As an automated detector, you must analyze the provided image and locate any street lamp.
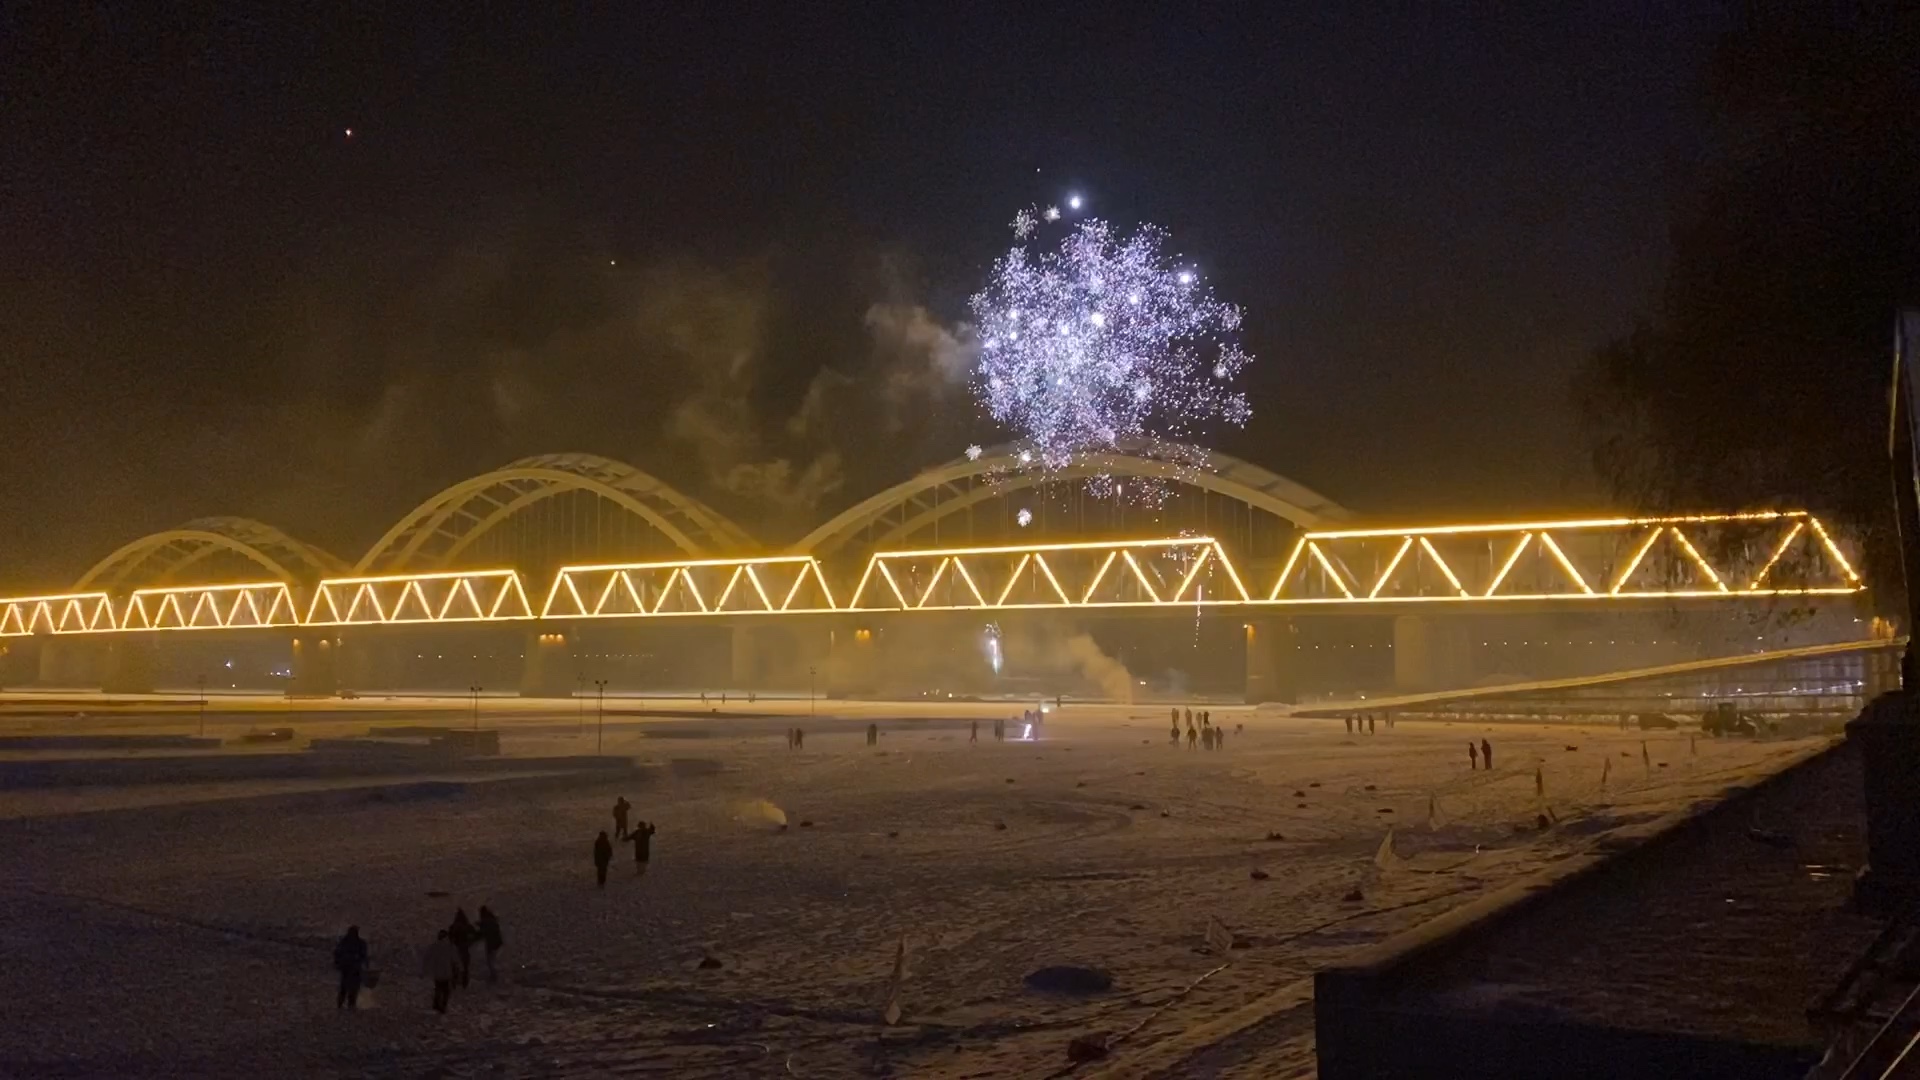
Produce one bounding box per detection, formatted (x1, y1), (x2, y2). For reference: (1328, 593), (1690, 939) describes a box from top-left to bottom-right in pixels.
(469, 684), (482, 731)
(594, 678), (609, 754)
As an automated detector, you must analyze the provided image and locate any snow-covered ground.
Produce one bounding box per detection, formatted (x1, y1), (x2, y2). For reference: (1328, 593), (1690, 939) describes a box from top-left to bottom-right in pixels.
(0, 706), (1822, 1078)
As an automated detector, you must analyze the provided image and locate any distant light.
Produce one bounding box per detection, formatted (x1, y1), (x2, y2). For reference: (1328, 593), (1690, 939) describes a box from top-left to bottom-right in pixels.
(344, 128), (354, 138)
(1067, 194), (1082, 210)
(1178, 272), (1194, 285)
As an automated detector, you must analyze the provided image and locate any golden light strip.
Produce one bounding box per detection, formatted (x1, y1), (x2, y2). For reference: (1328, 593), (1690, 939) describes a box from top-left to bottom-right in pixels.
(592, 571), (625, 615)
(1609, 528), (1662, 595)
(1211, 543), (1252, 601)
(878, 535), (1221, 559)
(1666, 527), (1728, 593)
(1080, 551), (1120, 604)
(949, 559), (989, 607)
(712, 566), (746, 611)
(1121, 550), (1162, 602)
(1806, 515), (1862, 583)
(1746, 522), (1804, 591)
(875, 561), (911, 609)
(1306, 542), (1355, 599)
(994, 553), (1034, 606)
(1171, 547), (1213, 603)
(1306, 510), (1800, 540)
(917, 558), (953, 609)
(1418, 537), (1470, 597)
(1030, 553), (1073, 604)
(1368, 537), (1414, 599)
(744, 565), (777, 610)
(847, 559), (881, 609)
(1267, 538), (1307, 601)
(1535, 532), (1593, 594)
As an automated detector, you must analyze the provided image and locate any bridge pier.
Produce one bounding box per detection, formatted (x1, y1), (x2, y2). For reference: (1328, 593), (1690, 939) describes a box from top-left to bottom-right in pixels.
(102, 635), (157, 695)
(1393, 615), (1472, 692)
(31, 638), (95, 689)
(1243, 618), (1300, 704)
(520, 630), (576, 698)
(288, 635), (338, 696)
(826, 621), (882, 698)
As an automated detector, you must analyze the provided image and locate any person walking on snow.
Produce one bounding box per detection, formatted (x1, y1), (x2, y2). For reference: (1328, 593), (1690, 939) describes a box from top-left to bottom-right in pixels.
(424, 930), (458, 1013)
(1368, 715), (1376, 735)
(1170, 718), (1180, 744)
(1345, 715), (1353, 734)
(477, 905), (504, 982)
(448, 908), (476, 988)
(1481, 738), (1494, 770)
(1468, 741), (1478, 770)
(333, 925), (368, 1010)
(613, 795), (632, 840)
(631, 820), (657, 875)
(1187, 725), (1198, 750)
(867, 722), (878, 747)
(593, 830), (614, 888)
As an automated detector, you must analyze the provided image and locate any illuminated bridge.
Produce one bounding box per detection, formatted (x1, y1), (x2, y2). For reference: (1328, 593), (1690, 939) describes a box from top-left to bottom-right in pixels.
(0, 445), (1871, 702)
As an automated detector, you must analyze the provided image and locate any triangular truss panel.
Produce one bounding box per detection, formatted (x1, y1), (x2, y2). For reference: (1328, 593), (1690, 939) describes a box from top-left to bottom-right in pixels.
(121, 583), (299, 630)
(0, 593), (117, 637)
(542, 557), (839, 619)
(1279, 512), (1862, 605)
(851, 538), (1247, 611)
(306, 570), (532, 626)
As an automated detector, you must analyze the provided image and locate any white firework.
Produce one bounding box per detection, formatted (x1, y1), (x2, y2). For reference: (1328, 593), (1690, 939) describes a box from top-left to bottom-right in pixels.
(1016, 508), (1033, 527)
(971, 211), (1252, 489)
(964, 444), (984, 461)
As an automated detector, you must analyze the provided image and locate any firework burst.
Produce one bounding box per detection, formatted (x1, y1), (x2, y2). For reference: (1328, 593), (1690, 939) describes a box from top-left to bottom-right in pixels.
(970, 205), (1253, 492)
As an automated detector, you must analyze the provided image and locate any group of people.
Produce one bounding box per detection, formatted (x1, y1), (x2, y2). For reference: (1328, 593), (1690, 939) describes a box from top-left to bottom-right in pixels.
(1170, 707), (1227, 750)
(1344, 713), (1395, 734)
(595, 795), (658, 886)
(785, 726), (807, 749)
(1467, 738), (1495, 770)
(331, 904), (504, 1015)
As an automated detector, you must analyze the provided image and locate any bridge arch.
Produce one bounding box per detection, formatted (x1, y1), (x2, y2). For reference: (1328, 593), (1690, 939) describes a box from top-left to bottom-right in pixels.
(74, 517), (347, 590)
(796, 441), (1349, 557)
(356, 453), (756, 573)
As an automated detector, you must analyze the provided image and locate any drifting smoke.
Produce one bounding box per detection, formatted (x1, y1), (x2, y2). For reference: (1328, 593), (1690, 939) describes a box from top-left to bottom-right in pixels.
(864, 303), (976, 429)
(831, 618), (1135, 701)
(733, 799), (789, 828)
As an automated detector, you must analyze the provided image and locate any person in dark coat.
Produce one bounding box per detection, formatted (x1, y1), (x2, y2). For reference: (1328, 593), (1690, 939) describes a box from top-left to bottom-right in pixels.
(866, 722), (878, 747)
(970, 719), (979, 744)
(593, 831), (614, 887)
(612, 796), (632, 840)
(477, 905), (504, 982)
(1170, 718), (1180, 744)
(1468, 741), (1479, 770)
(448, 908), (476, 988)
(424, 930), (458, 1013)
(1480, 738), (1493, 770)
(333, 925), (368, 1010)
(631, 820), (657, 875)
(1344, 715), (1353, 734)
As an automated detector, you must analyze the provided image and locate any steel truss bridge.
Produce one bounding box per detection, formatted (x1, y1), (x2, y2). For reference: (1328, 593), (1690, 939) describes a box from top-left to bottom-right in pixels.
(1, 510), (1863, 638)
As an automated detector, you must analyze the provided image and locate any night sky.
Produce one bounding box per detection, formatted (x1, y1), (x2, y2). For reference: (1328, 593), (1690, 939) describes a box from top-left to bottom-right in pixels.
(1, 6), (1725, 588)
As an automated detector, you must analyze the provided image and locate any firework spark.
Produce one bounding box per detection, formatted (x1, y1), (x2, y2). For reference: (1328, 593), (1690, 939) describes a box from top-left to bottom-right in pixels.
(970, 208), (1252, 488)
(1016, 508), (1033, 527)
